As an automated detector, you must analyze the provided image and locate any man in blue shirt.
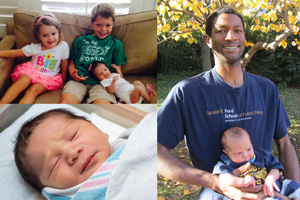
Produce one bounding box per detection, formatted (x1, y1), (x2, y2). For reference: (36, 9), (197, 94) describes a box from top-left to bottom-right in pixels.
(157, 7), (299, 199)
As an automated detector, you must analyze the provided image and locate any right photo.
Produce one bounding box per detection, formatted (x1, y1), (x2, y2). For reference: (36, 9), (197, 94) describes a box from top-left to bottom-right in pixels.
(157, 1), (300, 199)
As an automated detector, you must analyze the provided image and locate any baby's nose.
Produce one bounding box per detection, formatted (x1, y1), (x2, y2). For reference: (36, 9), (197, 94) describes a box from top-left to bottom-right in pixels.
(67, 146), (83, 165)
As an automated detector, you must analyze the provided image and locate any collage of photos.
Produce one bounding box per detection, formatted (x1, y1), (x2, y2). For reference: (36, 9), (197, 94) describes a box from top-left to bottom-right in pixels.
(0, 0), (300, 199)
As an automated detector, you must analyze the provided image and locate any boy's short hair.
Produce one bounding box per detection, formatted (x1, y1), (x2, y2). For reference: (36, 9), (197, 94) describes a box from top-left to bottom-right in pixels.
(91, 3), (115, 23)
(221, 127), (248, 151)
(206, 7), (245, 37)
(14, 109), (87, 192)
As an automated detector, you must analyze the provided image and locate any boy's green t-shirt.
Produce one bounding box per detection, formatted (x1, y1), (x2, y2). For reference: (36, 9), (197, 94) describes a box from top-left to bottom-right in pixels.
(70, 35), (127, 85)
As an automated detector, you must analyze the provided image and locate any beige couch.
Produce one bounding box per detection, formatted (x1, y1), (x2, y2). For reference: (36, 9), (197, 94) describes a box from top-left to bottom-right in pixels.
(0, 9), (157, 103)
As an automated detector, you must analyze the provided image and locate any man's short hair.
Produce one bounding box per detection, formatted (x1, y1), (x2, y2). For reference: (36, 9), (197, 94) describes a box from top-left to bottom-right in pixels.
(206, 7), (245, 37)
(14, 109), (87, 191)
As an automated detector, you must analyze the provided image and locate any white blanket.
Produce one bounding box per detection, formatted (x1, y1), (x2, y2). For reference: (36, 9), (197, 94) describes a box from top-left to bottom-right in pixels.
(106, 111), (157, 200)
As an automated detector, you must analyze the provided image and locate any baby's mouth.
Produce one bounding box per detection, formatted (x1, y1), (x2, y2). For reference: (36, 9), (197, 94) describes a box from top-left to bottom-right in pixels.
(81, 154), (95, 173)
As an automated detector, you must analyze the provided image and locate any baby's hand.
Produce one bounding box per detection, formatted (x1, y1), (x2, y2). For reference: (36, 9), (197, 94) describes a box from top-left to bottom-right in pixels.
(263, 174), (280, 197)
(111, 64), (118, 70)
(113, 76), (119, 81)
(243, 175), (256, 188)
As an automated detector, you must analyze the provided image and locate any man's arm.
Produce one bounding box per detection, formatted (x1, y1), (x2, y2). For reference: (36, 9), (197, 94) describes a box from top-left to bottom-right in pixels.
(276, 135), (300, 182)
(157, 143), (263, 200)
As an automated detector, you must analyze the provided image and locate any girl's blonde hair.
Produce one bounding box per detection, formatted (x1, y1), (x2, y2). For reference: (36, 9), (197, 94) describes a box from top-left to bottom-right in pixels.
(91, 3), (115, 23)
(33, 13), (63, 43)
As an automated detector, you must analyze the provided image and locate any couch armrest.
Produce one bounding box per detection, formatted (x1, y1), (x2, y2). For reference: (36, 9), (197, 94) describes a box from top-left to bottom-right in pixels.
(0, 34), (16, 97)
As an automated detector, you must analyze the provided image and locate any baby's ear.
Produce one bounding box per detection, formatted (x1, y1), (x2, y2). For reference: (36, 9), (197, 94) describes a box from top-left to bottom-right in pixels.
(223, 149), (227, 154)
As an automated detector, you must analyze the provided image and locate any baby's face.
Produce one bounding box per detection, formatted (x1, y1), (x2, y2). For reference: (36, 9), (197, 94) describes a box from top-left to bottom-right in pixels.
(224, 132), (254, 163)
(93, 64), (111, 81)
(26, 116), (112, 189)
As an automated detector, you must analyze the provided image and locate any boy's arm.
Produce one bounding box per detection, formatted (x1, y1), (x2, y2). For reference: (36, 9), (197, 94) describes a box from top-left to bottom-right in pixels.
(111, 64), (123, 78)
(61, 59), (68, 85)
(68, 60), (88, 81)
(219, 173), (256, 189)
(263, 169), (280, 197)
(0, 49), (25, 57)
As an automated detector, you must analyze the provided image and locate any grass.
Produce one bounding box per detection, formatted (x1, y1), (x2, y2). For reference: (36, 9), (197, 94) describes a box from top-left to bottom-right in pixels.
(157, 72), (300, 200)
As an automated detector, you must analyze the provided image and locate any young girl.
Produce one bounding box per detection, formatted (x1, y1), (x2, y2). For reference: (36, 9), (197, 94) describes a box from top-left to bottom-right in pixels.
(0, 13), (69, 104)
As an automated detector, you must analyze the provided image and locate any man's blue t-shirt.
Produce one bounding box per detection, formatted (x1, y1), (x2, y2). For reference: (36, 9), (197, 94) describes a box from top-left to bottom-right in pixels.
(157, 68), (290, 172)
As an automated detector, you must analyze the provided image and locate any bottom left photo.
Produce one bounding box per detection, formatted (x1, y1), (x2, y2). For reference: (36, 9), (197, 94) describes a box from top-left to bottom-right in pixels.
(0, 104), (157, 200)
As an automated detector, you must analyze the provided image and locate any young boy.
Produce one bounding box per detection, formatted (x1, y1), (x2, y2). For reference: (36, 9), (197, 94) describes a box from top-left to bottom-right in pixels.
(213, 127), (300, 199)
(14, 109), (156, 199)
(61, 3), (127, 104)
(90, 61), (156, 104)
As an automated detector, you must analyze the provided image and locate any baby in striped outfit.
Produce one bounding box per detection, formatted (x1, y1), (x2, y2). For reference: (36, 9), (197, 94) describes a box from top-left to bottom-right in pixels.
(14, 109), (128, 199)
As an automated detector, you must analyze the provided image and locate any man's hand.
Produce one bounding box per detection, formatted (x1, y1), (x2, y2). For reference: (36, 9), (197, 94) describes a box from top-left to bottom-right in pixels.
(232, 162), (251, 176)
(243, 175), (256, 188)
(217, 182), (264, 200)
(70, 69), (88, 81)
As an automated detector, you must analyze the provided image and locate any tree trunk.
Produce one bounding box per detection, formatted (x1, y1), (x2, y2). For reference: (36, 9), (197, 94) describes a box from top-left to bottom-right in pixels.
(201, 36), (211, 71)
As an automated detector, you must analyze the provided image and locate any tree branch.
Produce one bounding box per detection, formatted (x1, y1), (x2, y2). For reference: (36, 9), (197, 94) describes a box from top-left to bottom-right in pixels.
(241, 0), (292, 69)
(157, 29), (200, 45)
(161, 0), (206, 24)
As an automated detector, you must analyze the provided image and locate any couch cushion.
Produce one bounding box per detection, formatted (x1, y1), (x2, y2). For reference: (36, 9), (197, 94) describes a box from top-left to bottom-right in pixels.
(13, 9), (157, 75)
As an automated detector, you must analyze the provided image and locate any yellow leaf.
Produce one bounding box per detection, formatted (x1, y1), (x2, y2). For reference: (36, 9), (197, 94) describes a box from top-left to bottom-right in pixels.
(211, 3), (216, 10)
(255, 19), (259, 25)
(194, 39), (198, 44)
(164, 177), (169, 181)
(187, 37), (194, 44)
(184, 190), (191, 195)
(279, 40), (287, 49)
(161, 24), (171, 32)
(260, 26), (266, 32)
(292, 41), (297, 46)
(157, 196), (165, 200)
(252, 2), (259, 9)
(201, 7), (208, 14)
(191, 3), (202, 17)
(179, 155), (186, 158)
(175, 35), (181, 41)
(173, 15), (180, 20)
(288, 11), (293, 16)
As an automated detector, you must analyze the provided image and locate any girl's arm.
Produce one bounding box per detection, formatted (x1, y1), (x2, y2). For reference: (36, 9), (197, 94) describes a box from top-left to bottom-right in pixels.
(0, 49), (25, 57)
(105, 76), (118, 94)
(111, 64), (123, 78)
(61, 59), (68, 84)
